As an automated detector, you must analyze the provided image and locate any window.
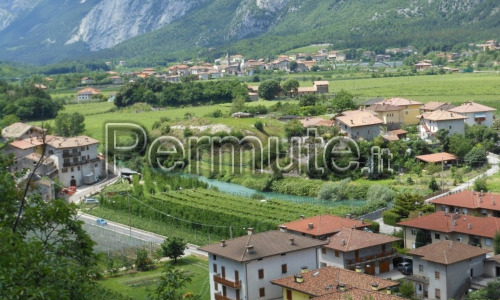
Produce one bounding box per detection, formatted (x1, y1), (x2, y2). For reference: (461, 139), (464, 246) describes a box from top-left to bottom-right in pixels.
(259, 288), (265, 297)
(441, 205), (446, 211)
(215, 282), (218, 291)
(281, 253), (286, 256)
(213, 255), (216, 260)
(86, 146), (89, 150)
(481, 209), (487, 216)
(435, 233), (440, 240)
(335, 250), (340, 257)
(70, 167), (74, 172)
(221, 266), (225, 278)
(449, 125), (452, 130)
(435, 271), (440, 279)
(486, 238), (492, 246)
(95, 163), (98, 167)
(281, 264), (287, 274)
(406, 111), (408, 115)
(235, 270), (239, 282)
(435, 289), (441, 299)
(258, 269), (264, 279)
(81, 146), (85, 151)
(457, 235), (462, 242)
(236, 289), (240, 300)
(213, 264), (217, 273)
(411, 229), (417, 235)
(48, 150), (54, 155)
(73, 157), (78, 163)
(77, 166), (80, 171)
(286, 289), (292, 300)
(419, 265), (424, 272)
(322, 248), (326, 254)
(62, 168), (68, 173)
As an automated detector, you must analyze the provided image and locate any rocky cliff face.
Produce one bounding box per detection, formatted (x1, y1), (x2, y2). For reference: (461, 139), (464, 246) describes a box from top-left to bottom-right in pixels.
(66, 0), (207, 51)
(0, 0), (43, 31)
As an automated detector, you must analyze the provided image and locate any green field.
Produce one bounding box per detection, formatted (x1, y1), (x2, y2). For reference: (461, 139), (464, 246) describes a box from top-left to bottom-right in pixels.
(100, 256), (209, 300)
(331, 72), (500, 106)
(285, 44), (331, 54)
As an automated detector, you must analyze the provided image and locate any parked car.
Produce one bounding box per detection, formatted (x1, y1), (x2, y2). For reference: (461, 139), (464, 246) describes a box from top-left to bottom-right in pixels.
(397, 262), (412, 272)
(96, 218), (107, 226)
(401, 265), (413, 275)
(83, 197), (99, 204)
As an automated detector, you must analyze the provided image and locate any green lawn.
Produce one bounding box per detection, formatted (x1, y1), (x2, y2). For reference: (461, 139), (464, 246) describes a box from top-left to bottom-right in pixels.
(331, 72), (500, 106)
(487, 172), (500, 193)
(100, 256), (210, 300)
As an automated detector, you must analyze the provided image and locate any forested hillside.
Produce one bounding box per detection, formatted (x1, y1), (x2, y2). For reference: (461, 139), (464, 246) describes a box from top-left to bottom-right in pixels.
(0, 0), (498, 65)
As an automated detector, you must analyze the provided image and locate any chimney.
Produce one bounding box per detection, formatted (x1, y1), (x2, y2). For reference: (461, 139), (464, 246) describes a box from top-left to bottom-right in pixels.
(361, 218), (365, 224)
(418, 212), (422, 217)
(353, 224), (357, 229)
(308, 223), (314, 229)
(468, 223), (471, 229)
(481, 190), (484, 196)
(220, 240), (226, 247)
(289, 238), (295, 245)
(386, 287), (392, 295)
(479, 197), (482, 203)
(301, 266), (308, 273)
(246, 245), (255, 254)
(345, 214), (351, 219)
(493, 200), (496, 206)
(372, 283), (379, 291)
(472, 190), (475, 195)
(279, 225), (288, 232)
(294, 274), (304, 283)
(327, 237), (331, 243)
(341, 239), (346, 246)
(453, 220), (457, 226)
(338, 283), (346, 292)
(247, 228), (254, 235)
(355, 265), (362, 273)
(300, 215), (305, 219)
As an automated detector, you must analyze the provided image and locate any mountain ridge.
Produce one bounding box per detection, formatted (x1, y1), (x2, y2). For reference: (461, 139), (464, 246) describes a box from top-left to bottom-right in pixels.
(0, 0), (498, 65)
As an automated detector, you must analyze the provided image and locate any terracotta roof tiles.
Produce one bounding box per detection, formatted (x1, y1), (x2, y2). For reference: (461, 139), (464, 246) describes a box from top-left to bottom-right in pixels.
(430, 190), (500, 212)
(324, 228), (401, 252)
(408, 241), (490, 265)
(279, 215), (370, 237)
(449, 101), (496, 113)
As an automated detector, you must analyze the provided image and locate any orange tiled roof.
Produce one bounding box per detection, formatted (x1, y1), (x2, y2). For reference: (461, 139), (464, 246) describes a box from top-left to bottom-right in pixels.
(415, 152), (457, 163)
(324, 228), (401, 252)
(397, 211), (500, 238)
(408, 241), (490, 265)
(377, 98), (422, 106)
(449, 101), (496, 113)
(279, 215), (370, 237)
(335, 110), (384, 128)
(77, 87), (101, 95)
(271, 266), (399, 297)
(430, 190), (500, 212)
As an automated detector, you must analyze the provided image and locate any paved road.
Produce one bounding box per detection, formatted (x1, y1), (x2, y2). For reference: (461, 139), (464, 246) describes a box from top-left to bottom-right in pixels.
(69, 173), (119, 204)
(78, 212), (208, 257)
(426, 152), (500, 202)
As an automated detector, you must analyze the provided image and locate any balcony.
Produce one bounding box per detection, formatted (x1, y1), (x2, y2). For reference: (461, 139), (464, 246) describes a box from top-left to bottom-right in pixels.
(63, 158), (90, 168)
(62, 151), (81, 158)
(213, 274), (241, 289)
(214, 293), (234, 300)
(345, 250), (398, 267)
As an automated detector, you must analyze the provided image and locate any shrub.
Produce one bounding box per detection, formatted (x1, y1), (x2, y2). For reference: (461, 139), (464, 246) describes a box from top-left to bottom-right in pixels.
(473, 176), (488, 192)
(383, 209), (401, 226)
(365, 220), (380, 233)
(366, 185), (394, 203)
(254, 120), (264, 132)
(317, 178), (351, 201)
(135, 248), (153, 271)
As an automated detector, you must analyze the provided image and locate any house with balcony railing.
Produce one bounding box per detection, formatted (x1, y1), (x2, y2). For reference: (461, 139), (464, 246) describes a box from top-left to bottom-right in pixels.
(199, 229), (326, 300)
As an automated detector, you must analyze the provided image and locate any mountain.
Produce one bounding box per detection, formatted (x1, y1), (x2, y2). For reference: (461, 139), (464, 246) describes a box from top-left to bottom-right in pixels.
(0, 0), (499, 65)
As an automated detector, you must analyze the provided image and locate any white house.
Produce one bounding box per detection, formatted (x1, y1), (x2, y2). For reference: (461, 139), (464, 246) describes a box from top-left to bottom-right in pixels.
(407, 241), (489, 300)
(77, 87), (101, 101)
(6, 134), (105, 187)
(448, 101), (497, 127)
(1, 122), (46, 141)
(199, 230), (326, 300)
(334, 110), (383, 141)
(418, 110), (467, 140)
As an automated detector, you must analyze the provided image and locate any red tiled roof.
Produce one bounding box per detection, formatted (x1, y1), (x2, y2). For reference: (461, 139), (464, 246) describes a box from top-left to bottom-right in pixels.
(271, 266), (399, 297)
(408, 241), (490, 265)
(449, 101), (496, 113)
(335, 110), (384, 128)
(279, 215), (370, 237)
(77, 87), (101, 95)
(324, 228), (401, 252)
(376, 98), (422, 106)
(397, 211), (500, 238)
(8, 139), (37, 150)
(430, 190), (500, 212)
(415, 152), (457, 163)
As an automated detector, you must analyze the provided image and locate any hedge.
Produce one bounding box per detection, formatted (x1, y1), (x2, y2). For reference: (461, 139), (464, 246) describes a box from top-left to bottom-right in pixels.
(382, 209), (402, 226)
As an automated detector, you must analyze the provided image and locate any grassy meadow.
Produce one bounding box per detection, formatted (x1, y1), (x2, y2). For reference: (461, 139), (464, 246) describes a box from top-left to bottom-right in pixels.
(99, 256), (209, 300)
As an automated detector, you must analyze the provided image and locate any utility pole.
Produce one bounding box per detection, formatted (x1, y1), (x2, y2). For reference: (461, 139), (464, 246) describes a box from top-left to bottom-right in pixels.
(441, 157), (444, 191)
(128, 192), (131, 240)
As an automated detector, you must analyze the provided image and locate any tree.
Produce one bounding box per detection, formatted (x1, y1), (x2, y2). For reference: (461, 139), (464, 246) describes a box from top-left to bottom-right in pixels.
(161, 237), (186, 264)
(230, 95), (246, 113)
(149, 265), (196, 300)
(284, 119), (305, 139)
(415, 229), (428, 248)
(282, 78), (299, 96)
(465, 145), (487, 168)
(289, 60), (298, 72)
(135, 248), (153, 271)
(298, 94), (319, 107)
(466, 280), (500, 300)
(0, 152), (100, 299)
(393, 190), (425, 218)
(366, 185), (394, 204)
(447, 133), (474, 158)
(332, 89), (356, 112)
(428, 176), (440, 192)
(254, 120), (264, 132)
(258, 80), (282, 100)
(398, 279), (415, 298)
(494, 231), (500, 255)
(318, 178), (351, 201)
(473, 176), (488, 192)
(54, 112), (86, 137)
